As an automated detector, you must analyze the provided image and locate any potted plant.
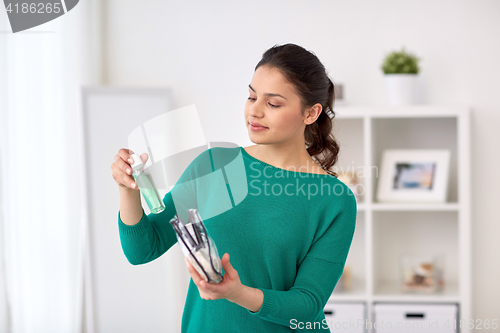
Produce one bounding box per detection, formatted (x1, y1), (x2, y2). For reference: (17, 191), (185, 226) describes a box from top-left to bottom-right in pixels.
(381, 47), (421, 105)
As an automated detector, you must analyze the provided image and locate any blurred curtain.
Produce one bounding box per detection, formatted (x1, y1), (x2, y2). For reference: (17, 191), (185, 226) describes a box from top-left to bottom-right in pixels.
(0, 1), (101, 332)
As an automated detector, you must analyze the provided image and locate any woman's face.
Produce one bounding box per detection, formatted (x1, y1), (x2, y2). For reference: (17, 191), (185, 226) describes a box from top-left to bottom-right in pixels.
(244, 65), (309, 145)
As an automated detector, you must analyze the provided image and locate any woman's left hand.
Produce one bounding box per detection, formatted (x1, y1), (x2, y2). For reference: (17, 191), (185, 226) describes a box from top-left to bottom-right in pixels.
(185, 253), (243, 302)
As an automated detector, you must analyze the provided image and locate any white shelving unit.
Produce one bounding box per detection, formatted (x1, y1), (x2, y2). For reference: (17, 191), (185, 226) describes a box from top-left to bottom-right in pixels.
(327, 105), (471, 333)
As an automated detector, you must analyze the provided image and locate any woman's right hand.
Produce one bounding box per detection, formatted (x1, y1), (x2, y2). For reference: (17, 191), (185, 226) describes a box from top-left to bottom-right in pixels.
(111, 148), (149, 190)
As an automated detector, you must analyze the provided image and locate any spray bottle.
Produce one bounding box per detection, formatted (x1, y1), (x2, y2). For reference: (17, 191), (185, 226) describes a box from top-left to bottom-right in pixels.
(130, 153), (165, 214)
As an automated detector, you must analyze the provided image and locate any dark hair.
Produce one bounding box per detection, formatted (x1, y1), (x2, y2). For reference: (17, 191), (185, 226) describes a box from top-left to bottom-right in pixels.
(255, 43), (340, 177)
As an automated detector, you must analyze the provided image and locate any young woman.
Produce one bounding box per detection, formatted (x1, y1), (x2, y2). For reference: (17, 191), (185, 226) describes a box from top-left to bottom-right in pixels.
(111, 43), (357, 332)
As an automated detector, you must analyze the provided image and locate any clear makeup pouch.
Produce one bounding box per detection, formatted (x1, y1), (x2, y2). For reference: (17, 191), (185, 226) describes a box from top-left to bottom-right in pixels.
(169, 208), (223, 283)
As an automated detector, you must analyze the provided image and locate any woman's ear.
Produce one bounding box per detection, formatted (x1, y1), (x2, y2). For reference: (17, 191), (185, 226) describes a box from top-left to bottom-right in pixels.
(304, 103), (323, 125)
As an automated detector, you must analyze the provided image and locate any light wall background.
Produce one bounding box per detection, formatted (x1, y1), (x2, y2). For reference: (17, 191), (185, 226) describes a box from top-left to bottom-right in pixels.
(102, 0), (500, 325)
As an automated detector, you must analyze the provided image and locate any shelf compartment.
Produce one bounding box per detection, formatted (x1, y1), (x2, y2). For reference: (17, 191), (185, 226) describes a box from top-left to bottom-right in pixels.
(332, 211), (366, 298)
(331, 118), (365, 204)
(373, 280), (459, 303)
(372, 211), (459, 298)
(371, 117), (458, 204)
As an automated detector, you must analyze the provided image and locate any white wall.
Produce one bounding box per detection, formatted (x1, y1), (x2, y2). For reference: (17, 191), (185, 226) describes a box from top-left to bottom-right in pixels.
(103, 0), (500, 328)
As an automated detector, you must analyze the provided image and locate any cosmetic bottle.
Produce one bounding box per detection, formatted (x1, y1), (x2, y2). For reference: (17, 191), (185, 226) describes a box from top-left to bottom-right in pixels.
(130, 153), (165, 214)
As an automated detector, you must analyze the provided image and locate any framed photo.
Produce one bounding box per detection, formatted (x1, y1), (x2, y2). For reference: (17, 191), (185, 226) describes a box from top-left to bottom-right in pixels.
(376, 149), (451, 203)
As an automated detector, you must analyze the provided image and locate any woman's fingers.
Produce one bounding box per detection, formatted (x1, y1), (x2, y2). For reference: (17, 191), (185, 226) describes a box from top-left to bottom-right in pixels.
(139, 152), (149, 165)
(186, 257), (217, 300)
(111, 148), (138, 189)
(114, 154), (132, 175)
(186, 257), (213, 288)
(118, 148), (134, 163)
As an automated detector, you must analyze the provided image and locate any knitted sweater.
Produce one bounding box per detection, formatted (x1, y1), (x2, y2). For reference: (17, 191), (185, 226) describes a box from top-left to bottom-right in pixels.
(118, 146), (357, 332)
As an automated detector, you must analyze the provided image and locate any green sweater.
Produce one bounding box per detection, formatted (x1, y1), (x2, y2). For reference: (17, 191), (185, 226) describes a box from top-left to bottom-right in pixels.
(118, 146), (357, 332)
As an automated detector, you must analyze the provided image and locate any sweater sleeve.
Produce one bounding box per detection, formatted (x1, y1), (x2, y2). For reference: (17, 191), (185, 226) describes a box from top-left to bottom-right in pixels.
(118, 190), (179, 265)
(247, 188), (357, 326)
(118, 148), (214, 265)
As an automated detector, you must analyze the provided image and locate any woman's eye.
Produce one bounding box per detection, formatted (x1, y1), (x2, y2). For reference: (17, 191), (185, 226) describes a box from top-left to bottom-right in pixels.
(247, 97), (279, 108)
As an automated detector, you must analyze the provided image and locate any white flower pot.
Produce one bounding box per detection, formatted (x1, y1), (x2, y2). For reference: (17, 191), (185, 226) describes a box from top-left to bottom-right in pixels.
(384, 74), (418, 106)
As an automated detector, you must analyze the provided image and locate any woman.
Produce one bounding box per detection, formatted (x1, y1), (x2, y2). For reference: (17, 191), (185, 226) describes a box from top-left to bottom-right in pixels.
(111, 43), (357, 332)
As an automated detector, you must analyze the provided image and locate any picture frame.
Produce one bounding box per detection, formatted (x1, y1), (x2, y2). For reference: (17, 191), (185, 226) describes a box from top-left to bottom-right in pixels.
(376, 149), (451, 203)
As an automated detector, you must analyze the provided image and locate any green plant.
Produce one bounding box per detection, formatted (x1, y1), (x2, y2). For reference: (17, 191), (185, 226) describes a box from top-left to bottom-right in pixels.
(381, 47), (420, 74)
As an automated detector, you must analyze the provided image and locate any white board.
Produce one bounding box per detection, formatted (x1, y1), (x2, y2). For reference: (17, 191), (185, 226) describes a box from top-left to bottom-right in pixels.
(82, 86), (192, 333)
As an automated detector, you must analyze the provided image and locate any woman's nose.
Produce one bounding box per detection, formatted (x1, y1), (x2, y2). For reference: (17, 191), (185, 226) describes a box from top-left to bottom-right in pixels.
(249, 99), (265, 117)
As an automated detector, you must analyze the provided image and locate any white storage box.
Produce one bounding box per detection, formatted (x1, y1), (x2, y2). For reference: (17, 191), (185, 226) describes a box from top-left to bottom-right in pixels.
(323, 302), (366, 333)
(373, 303), (458, 333)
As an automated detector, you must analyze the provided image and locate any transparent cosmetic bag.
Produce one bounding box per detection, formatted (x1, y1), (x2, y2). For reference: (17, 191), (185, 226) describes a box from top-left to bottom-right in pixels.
(169, 208), (223, 283)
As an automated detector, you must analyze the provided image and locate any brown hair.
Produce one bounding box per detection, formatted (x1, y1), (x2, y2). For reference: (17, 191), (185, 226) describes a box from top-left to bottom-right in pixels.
(255, 43), (340, 177)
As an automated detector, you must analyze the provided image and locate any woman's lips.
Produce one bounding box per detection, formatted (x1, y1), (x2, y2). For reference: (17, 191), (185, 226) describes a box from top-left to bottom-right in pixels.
(249, 123), (269, 132)
(249, 121), (268, 128)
